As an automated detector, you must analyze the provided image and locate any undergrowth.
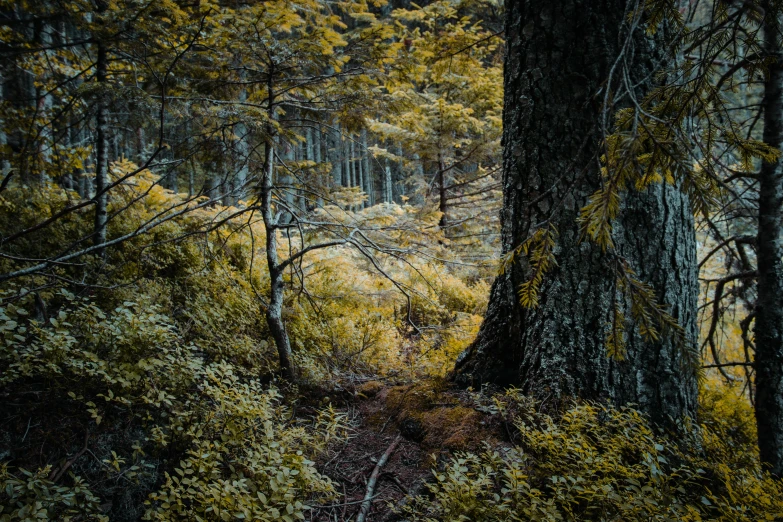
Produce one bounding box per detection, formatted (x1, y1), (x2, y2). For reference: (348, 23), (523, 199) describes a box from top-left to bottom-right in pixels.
(0, 167), (485, 520)
(0, 169), (780, 521)
(402, 387), (783, 521)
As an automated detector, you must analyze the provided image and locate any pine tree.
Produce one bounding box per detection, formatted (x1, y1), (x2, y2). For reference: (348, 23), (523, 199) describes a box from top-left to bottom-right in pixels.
(454, 0), (700, 426)
(755, 0), (783, 478)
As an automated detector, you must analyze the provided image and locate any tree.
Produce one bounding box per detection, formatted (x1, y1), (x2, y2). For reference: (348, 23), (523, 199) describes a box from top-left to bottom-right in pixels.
(454, 0), (701, 426)
(369, 0), (503, 242)
(755, 0), (783, 478)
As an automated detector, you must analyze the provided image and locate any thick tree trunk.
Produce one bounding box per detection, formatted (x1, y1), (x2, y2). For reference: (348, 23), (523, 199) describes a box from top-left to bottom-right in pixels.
(454, 0), (698, 427)
(754, 4), (783, 477)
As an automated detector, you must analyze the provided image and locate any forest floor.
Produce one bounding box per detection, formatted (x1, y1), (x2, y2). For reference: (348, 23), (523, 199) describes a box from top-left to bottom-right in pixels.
(305, 378), (508, 521)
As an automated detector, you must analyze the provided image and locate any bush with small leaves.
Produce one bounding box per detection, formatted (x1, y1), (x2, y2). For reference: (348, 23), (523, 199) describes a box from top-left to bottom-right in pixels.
(402, 389), (783, 521)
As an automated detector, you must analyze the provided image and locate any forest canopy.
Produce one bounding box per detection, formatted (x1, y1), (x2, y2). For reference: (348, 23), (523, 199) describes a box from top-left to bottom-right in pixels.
(1, 0), (783, 520)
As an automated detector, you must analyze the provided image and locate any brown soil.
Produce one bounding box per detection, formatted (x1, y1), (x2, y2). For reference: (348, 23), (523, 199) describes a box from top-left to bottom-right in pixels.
(308, 378), (505, 521)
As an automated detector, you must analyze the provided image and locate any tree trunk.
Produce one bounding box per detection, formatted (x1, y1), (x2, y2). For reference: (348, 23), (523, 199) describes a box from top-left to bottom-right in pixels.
(394, 144), (405, 202)
(384, 161), (393, 203)
(453, 0), (698, 427)
(343, 138), (350, 188)
(262, 135), (295, 381)
(234, 88), (249, 206)
(35, 19), (52, 184)
(0, 67), (11, 180)
(313, 127), (323, 207)
(754, 3), (783, 477)
(438, 153), (447, 229)
(93, 39), (109, 251)
(358, 139), (365, 208)
(362, 130), (372, 205)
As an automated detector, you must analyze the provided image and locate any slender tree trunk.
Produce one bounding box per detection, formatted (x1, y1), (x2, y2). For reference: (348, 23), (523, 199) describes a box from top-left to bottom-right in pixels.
(362, 130), (372, 205)
(257, 73), (295, 380)
(411, 153), (424, 205)
(395, 144), (405, 202)
(453, 0), (697, 427)
(347, 139), (355, 210)
(358, 140), (365, 209)
(438, 153), (447, 229)
(260, 79), (296, 382)
(262, 136), (295, 381)
(332, 130), (342, 188)
(0, 67), (11, 180)
(36, 20), (52, 184)
(313, 127), (323, 207)
(351, 137), (357, 188)
(233, 134), (247, 205)
(135, 127), (144, 164)
(314, 127), (322, 164)
(188, 159), (195, 198)
(384, 161), (393, 203)
(755, 3), (783, 477)
(282, 140), (296, 221)
(93, 39), (109, 251)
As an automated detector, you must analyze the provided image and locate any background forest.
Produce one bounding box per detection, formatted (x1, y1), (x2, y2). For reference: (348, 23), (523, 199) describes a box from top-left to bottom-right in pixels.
(0, 0), (782, 520)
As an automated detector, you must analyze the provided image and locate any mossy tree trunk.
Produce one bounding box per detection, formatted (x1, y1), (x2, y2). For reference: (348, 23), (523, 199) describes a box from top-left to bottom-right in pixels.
(454, 0), (698, 427)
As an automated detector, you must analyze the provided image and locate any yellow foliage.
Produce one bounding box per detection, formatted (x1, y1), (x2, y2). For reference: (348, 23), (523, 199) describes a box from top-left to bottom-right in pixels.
(403, 390), (783, 521)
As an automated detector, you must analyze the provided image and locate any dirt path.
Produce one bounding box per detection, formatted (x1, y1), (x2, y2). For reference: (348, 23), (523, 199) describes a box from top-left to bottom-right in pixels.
(307, 379), (505, 521)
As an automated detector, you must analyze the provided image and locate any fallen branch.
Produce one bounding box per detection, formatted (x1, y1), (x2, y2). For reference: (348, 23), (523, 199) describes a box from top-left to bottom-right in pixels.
(49, 431), (89, 483)
(356, 434), (402, 522)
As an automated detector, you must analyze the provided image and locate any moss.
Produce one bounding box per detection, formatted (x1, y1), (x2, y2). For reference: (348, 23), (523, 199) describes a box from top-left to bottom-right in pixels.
(377, 379), (500, 451)
(418, 405), (488, 450)
(356, 380), (385, 399)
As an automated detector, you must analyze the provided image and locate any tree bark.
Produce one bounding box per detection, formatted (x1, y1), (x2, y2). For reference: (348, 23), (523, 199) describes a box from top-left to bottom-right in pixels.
(331, 129), (342, 188)
(384, 161), (393, 203)
(262, 138), (295, 382)
(93, 38), (109, 251)
(259, 72), (296, 381)
(362, 130), (372, 205)
(0, 66), (11, 180)
(438, 153), (447, 229)
(233, 87), (249, 206)
(754, 3), (783, 477)
(454, 0), (698, 427)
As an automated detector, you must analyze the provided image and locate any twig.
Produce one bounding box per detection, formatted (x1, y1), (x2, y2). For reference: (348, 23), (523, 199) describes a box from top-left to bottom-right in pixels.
(341, 482), (348, 521)
(378, 415), (393, 435)
(21, 417), (31, 442)
(49, 431), (89, 483)
(381, 472), (409, 494)
(356, 435), (402, 522)
(702, 362), (754, 369)
(314, 493), (382, 509)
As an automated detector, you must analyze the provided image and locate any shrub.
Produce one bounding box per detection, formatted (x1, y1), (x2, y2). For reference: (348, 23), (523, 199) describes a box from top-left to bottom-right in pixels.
(402, 389), (783, 521)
